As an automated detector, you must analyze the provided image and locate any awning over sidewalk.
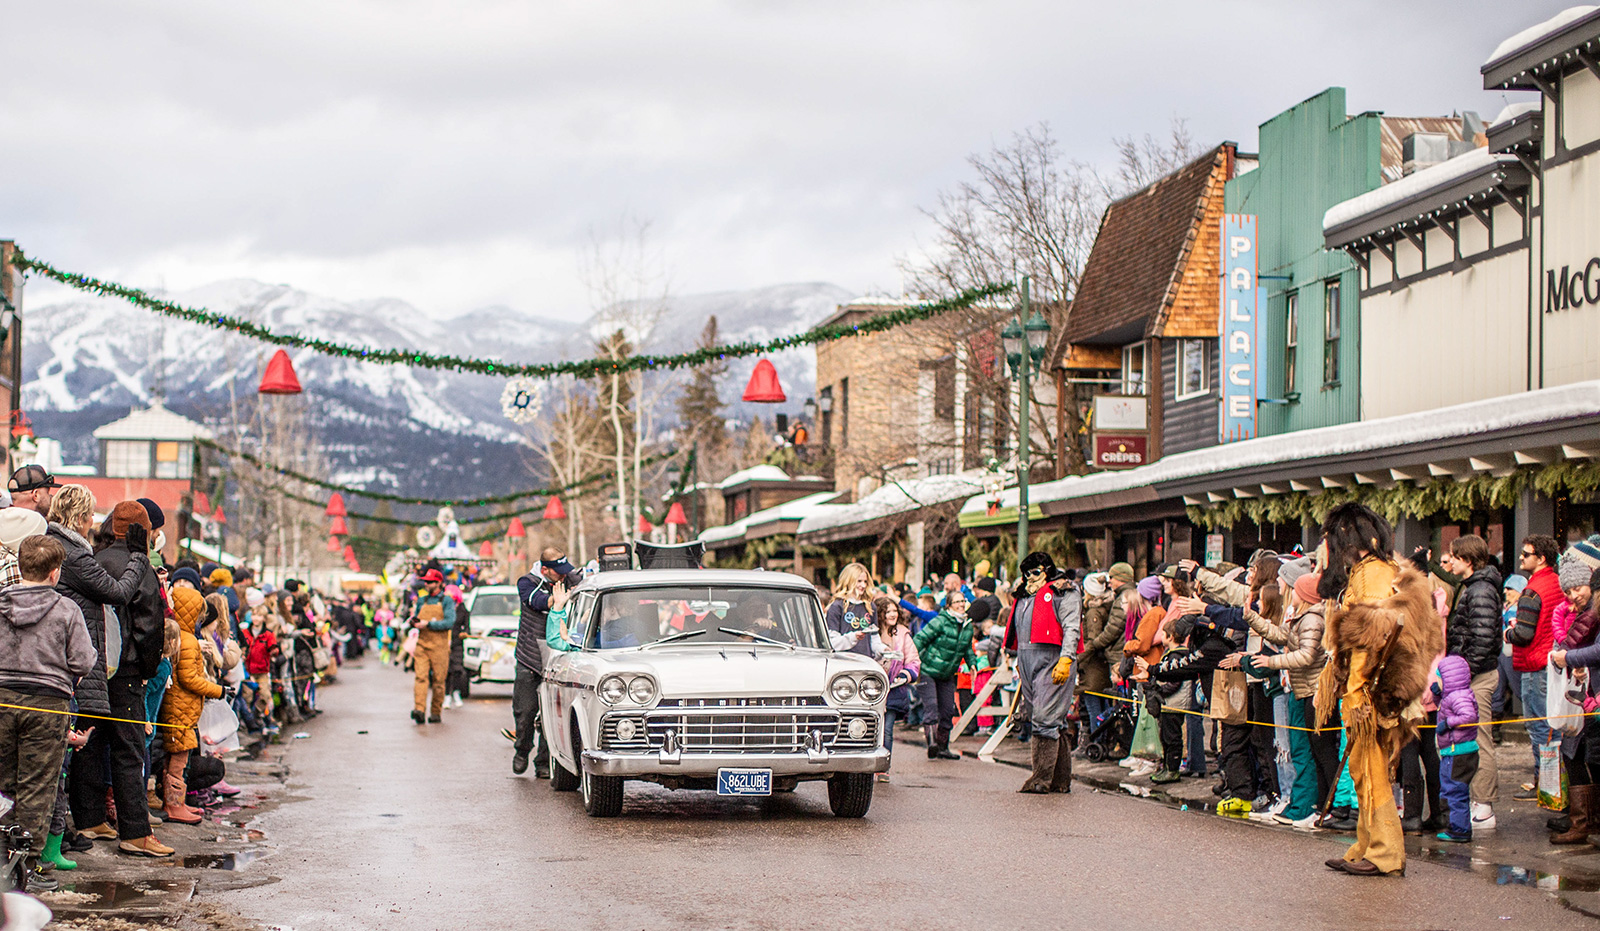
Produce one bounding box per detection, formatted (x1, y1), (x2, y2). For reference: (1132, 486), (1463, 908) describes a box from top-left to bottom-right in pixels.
(699, 491), (842, 549)
(960, 380), (1600, 522)
(798, 472), (988, 545)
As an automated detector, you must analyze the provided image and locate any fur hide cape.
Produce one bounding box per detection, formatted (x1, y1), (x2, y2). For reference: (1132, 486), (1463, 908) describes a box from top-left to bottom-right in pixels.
(1315, 567), (1444, 761)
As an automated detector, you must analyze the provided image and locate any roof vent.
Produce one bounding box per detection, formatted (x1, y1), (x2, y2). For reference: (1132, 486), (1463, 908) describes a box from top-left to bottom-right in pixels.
(1402, 132), (1450, 175)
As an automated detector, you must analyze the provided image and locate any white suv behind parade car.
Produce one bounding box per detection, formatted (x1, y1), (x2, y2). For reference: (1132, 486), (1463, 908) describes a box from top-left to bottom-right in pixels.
(462, 585), (521, 687)
(539, 544), (889, 818)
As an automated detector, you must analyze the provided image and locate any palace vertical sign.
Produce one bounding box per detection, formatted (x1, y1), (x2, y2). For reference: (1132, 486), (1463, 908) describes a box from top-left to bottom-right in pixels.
(1219, 214), (1261, 442)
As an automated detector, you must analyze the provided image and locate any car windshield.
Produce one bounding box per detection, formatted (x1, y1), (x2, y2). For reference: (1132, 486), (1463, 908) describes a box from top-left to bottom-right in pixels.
(469, 592), (519, 617)
(577, 586), (827, 650)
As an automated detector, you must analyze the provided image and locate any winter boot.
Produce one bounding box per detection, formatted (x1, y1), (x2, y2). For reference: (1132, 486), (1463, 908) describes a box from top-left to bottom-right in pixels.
(42, 833), (76, 871)
(162, 763), (203, 825)
(1017, 720), (1033, 743)
(1551, 785), (1594, 844)
(1020, 736), (1058, 793)
(1050, 732), (1073, 793)
(925, 725), (939, 760)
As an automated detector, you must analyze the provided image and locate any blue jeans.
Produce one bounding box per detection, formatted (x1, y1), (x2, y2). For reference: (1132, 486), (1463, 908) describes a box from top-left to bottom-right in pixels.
(1440, 751), (1477, 837)
(1521, 668), (1549, 750)
(1082, 694), (1111, 736)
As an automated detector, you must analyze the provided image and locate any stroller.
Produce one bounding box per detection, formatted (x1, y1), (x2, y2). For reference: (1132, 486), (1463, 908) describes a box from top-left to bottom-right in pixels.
(1077, 688), (1137, 762)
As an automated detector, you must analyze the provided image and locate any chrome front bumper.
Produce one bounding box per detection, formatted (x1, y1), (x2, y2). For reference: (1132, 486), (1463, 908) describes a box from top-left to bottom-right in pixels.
(581, 748), (890, 777)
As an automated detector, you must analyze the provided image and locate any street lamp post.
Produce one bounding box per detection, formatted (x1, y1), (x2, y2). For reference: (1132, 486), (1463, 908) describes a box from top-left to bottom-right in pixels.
(1001, 276), (1050, 564)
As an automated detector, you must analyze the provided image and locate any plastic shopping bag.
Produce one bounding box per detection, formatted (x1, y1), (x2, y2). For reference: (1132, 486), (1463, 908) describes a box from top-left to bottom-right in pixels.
(199, 698), (241, 755)
(1129, 705), (1162, 760)
(1548, 661), (1585, 738)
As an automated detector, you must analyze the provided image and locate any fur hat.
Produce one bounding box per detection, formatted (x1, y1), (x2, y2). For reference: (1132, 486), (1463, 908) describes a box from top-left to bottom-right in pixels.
(1107, 562), (1135, 585)
(171, 586), (205, 629)
(110, 500), (152, 539)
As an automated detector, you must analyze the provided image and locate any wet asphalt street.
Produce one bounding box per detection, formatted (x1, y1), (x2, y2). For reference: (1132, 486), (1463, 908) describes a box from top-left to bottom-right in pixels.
(218, 661), (1586, 931)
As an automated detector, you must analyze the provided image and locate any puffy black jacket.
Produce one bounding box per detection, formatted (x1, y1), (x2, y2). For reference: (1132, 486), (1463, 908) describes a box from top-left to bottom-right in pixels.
(47, 524), (146, 715)
(1446, 564), (1503, 677)
(94, 539), (162, 681)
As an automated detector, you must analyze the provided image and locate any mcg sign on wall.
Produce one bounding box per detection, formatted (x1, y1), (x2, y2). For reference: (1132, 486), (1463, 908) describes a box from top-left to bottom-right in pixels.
(1219, 214), (1262, 443)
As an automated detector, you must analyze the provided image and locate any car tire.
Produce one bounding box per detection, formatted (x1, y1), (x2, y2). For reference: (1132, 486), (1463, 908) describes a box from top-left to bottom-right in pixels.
(576, 728), (624, 818)
(827, 773), (873, 818)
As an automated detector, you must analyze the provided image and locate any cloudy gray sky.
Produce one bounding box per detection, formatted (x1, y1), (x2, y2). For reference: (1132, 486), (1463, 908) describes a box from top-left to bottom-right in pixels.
(4, 0), (1559, 321)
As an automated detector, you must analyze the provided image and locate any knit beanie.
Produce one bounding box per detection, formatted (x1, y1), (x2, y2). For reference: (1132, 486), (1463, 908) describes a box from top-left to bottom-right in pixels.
(1136, 576), (1162, 601)
(1294, 572), (1322, 606)
(171, 586), (205, 629)
(1278, 555), (1315, 590)
(209, 567), (235, 588)
(110, 500), (152, 539)
(245, 587), (266, 608)
(1560, 549), (1595, 592)
(1108, 562), (1135, 585)
(1082, 573), (1109, 598)
(1504, 574), (1528, 593)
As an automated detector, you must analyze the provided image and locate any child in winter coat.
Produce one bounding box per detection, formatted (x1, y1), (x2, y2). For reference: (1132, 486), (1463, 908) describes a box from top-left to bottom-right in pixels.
(1434, 654), (1480, 842)
(158, 587), (227, 825)
(869, 596), (920, 770)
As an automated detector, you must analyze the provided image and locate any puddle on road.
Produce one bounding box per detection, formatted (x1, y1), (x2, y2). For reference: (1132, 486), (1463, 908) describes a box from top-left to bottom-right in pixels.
(46, 878), (193, 909)
(183, 849), (271, 870)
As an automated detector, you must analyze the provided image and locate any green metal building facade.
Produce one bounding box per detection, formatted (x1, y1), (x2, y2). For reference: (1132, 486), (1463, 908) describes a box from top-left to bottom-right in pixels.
(1224, 87), (1374, 436)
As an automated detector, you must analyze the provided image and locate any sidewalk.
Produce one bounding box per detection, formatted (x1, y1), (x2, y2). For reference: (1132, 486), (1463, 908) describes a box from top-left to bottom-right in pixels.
(933, 722), (1600, 916)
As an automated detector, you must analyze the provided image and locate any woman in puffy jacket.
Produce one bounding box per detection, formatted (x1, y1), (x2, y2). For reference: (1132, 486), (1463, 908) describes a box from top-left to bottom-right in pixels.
(869, 595), (920, 770)
(158, 587), (226, 825)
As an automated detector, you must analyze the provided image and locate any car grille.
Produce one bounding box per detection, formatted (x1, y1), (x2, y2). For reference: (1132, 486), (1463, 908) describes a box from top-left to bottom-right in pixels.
(595, 700), (879, 755)
(486, 629), (517, 639)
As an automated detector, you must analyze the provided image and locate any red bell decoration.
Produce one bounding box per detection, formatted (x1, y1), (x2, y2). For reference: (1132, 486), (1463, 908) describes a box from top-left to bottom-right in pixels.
(324, 493), (346, 517)
(192, 491), (211, 516)
(542, 496), (566, 521)
(741, 358), (786, 403)
(637, 514), (654, 536)
(258, 349), (303, 395)
(478, 540), (495, 558)
(329, 515), (349, 536)
(507, 516), (527, 538)
(347, 558), (361, 573)
(665, 501), (688, 526)
(212, 505), (226, 525)
(326, 535), (340, 553)
(343, 544), (357, 562)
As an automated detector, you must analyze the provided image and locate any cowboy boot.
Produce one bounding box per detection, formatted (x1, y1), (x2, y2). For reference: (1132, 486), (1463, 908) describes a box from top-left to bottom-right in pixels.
(162, 759), (203, 825)
(1051, 731), (1073, 793)
(1552, 785), (1594, 844)
(1020, 736), (1058, 793)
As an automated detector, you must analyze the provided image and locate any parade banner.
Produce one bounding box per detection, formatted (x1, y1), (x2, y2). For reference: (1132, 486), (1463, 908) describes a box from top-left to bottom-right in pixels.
(1219, 214), (1261, 443)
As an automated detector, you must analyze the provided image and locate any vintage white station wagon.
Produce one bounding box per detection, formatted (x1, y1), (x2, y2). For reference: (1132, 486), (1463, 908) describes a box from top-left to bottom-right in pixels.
(539, 545), (889, 818)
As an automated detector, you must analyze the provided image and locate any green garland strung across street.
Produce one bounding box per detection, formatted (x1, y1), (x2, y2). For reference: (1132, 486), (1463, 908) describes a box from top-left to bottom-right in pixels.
(204, 437), (678, 508)
(13, 250), (1011, 380)
(1184, 460), (1600, 531)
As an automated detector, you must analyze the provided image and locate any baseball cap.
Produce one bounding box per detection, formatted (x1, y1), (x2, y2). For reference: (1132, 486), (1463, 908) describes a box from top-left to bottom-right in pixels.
(8, 465), (58, 493)
(0, 507), (47, 552)
(420, 569), (445, 584)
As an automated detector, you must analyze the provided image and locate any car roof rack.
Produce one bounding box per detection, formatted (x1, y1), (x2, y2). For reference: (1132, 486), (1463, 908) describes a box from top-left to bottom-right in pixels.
(635, 541), (705, 570)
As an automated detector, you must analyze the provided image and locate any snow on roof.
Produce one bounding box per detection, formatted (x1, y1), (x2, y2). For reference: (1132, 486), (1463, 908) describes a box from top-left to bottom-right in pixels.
(1492, 101), (1541, 127)
(1323, 146), (1514, 232)
(698, 491), (842, 544)
(798, 472), (987, 536)
(715, 464), (790, 489)
(91, 400), (214, 442)
(1484, 6), (1598, 67)
(961, 380), (1600, 515)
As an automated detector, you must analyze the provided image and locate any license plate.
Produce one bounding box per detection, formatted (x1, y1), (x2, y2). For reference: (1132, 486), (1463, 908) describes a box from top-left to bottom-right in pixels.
(716, 768), (772, 796)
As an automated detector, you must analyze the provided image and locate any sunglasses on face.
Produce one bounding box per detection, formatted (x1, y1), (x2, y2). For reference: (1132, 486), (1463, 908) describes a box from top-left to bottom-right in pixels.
(1521, 550), (1537, 558)
(1025, 567), (1047, 578)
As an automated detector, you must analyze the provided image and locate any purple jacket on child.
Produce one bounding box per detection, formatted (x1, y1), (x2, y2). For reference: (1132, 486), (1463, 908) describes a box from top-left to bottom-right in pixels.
(1435, 654), (1479, 751)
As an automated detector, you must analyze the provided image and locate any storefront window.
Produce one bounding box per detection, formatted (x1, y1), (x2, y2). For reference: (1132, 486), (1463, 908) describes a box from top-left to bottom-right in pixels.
(1176, 339), (1208, 400)
(1121, 343), (1146, 396)
(1322, 280), (1341, 385)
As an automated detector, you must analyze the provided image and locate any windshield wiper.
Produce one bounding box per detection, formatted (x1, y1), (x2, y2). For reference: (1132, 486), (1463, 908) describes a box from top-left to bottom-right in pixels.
(717, 627), (796, 650)
(641, 629), (708, 648)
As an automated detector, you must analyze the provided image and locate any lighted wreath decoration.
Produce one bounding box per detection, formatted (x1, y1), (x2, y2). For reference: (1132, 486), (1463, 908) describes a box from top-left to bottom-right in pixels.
(500, 377), (545, 424)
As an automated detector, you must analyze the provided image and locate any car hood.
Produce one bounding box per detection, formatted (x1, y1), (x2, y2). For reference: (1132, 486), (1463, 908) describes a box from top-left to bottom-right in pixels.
(599, 645), (880, 698)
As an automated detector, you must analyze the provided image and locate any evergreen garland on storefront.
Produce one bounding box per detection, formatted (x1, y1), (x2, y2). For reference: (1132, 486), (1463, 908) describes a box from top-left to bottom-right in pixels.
(1184, 461), (1600, 531)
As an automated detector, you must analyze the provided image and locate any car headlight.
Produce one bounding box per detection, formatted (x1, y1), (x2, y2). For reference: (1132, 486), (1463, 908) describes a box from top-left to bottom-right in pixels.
(829, 675), (857, 703)
(858, 675), (885, 702)
(599, 675), (628, 704)
(627, 676), (657, 704)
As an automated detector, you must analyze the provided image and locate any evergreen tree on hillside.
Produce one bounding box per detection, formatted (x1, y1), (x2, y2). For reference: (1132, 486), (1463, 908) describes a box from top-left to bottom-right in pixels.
(675, 316), (728, 458)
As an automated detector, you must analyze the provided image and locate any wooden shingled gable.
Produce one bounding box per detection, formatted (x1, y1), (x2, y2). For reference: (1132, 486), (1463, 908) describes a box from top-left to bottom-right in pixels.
(1064, 145), (1233, 346)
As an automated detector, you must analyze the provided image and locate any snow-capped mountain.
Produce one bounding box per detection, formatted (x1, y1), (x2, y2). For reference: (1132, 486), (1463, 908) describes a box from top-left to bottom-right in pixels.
(22, 279), (853, 498)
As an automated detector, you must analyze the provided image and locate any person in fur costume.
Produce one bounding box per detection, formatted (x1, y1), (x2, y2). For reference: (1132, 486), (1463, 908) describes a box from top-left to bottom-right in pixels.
(1315, 504), (1443, 877)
